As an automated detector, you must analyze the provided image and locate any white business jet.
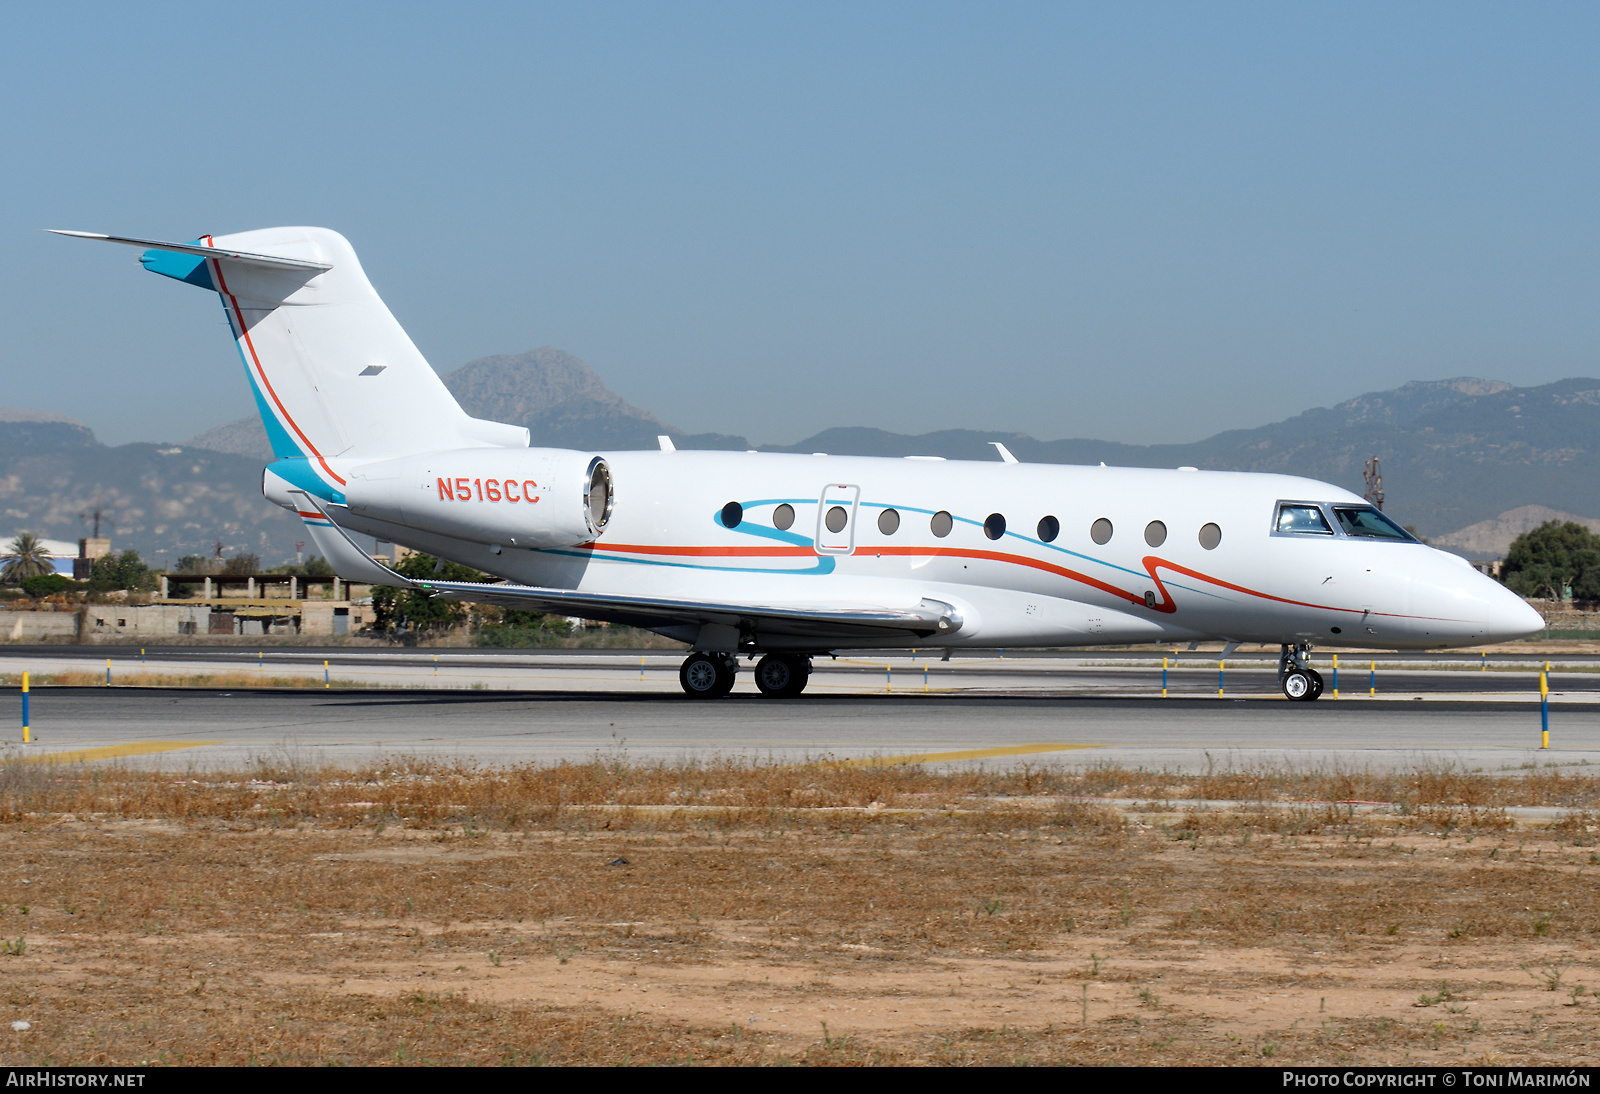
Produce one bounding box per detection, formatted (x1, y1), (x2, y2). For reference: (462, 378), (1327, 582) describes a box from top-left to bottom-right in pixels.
(54, 227), (1543, 699)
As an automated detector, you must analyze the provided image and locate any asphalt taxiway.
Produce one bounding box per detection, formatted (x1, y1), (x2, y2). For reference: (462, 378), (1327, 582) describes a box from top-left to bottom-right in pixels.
(0, 648), (1595, 773)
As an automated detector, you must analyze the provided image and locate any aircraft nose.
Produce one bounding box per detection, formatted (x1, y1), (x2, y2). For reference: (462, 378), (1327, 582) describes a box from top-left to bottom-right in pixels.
(1480, 580), (1545, 643)
(1491, 588), (1542, 639)
(1414, 552), (1546, 645)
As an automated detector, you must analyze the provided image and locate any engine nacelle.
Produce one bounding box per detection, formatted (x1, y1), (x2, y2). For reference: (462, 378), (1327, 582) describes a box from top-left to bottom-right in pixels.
(267, 448), (613, 549)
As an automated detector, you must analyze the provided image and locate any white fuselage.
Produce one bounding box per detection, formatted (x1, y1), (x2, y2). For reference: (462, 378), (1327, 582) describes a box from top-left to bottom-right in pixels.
(285, 449), (1543, 652)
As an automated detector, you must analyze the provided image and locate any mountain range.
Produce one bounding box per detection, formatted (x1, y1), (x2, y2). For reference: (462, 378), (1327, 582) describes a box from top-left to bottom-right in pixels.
(6, 348), (1599, 564)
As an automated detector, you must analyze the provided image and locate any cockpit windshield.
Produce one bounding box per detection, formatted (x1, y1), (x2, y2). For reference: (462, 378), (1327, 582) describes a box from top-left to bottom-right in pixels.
(1275, 504), (1333, 535)
(1331, 506), (1416, 541)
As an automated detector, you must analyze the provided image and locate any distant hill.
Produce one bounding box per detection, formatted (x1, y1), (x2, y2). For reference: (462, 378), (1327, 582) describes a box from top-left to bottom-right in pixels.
(1430, 505), (1600, 559)
(0, 407), (98, 459)
(442, 347), (748, 452)
(0, 416), (297, 566)
(757, 377), (1600, 539)
(181, 415), (271, 459)
(69, 360), (1600, 557)
(186, 346), (750, 459)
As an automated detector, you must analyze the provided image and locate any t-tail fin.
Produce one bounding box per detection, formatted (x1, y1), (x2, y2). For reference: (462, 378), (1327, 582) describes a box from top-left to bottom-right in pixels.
(51, 227), (528, 494)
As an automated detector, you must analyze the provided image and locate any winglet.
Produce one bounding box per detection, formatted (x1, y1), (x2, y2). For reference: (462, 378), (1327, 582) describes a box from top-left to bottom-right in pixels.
(657, 435), (676, 452)
(989, 442), (1020, 464)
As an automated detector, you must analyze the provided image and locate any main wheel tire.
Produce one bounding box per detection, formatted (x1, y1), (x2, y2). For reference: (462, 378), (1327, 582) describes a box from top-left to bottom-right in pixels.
(1282, 669), (1313, 701)
(1306, 668), (1324, 700)
(680, 653), (732, 698)
(754, 654), (810, 697)
(710, 656), (738, 697)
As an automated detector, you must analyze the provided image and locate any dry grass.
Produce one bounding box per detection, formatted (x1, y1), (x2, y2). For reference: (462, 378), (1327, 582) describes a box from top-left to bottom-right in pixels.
(0, 757), (1595, 1065)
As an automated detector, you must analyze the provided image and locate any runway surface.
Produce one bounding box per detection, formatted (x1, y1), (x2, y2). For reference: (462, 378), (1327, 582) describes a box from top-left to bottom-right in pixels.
(1, 648), (1596, 772)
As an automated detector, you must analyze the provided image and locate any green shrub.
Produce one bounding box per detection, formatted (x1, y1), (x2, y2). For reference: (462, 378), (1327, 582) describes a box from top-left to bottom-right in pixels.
(86, 551), (157, 594)
(1503, 521), (1600, 600)
(19, 573), (75, 598)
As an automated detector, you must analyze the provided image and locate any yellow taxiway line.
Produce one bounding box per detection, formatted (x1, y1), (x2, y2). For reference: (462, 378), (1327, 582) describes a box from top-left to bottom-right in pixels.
(13, 740), (221, 765)
(820, 742), (1104, 768)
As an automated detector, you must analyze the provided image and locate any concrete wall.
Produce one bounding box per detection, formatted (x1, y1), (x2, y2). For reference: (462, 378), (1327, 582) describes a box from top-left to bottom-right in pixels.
(1, 610), (80, 640)
(84, 604), (215, 637)
(0, 601), (374, 640)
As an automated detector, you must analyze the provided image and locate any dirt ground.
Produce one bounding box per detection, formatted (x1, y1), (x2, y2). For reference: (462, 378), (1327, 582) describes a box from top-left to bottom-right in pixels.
(0, 760), (1595, 1066)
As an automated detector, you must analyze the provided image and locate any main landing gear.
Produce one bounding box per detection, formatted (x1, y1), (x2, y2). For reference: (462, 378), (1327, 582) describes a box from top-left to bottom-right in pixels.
(752, 654), (811, 698)
(677, 652), (813, 698)
(1278, 642), (1324, 702)
(679, 652), (738, 698)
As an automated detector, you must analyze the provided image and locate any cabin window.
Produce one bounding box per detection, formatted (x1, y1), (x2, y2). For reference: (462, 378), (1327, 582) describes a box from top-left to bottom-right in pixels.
(1144, 520), (1167, 548)
(1332, 506), (1415, 541)
(877, 508), (900, 535)
(721, 501), (744, 528)
(1198, 522), (1222, 550)
(1090, 518), (1113, 545)
(983, 513), (1006, 540)
(1275, 503), (1333, 535)
(773, 503), (795, 530)
(825, 506), (849, 533)
(1037, 515), (1059, 543)
(930, 511), (953, 538)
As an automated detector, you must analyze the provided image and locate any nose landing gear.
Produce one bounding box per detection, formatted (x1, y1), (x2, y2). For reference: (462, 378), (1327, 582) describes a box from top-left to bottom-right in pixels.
(1279, 643), (1324, 702)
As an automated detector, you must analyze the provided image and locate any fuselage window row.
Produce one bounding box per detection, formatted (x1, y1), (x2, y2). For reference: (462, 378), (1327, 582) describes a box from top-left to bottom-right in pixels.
(747, 500), (1220, 553)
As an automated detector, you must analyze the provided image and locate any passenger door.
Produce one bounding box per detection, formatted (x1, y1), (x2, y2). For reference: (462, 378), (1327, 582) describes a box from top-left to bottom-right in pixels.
(815, 484), (860, 555)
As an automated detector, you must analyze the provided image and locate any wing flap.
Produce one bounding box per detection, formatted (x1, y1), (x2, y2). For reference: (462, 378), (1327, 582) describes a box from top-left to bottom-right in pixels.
(417, 577), (963, 637)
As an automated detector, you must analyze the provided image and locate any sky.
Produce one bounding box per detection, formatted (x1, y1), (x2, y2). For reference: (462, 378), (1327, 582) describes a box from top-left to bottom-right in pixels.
(3, 2), (1599, 448)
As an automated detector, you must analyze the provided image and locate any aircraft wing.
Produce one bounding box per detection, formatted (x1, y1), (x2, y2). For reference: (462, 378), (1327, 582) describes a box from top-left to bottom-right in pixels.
(289, 490), (962, 640)
(417, 577), (963, 639)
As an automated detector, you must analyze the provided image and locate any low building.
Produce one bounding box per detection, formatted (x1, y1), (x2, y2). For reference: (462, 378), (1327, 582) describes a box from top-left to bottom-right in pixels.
(153, 575), (374, 635)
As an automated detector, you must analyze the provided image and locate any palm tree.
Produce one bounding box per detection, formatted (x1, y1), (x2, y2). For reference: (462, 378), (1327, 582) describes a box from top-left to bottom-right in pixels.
(1, 533), (56, 584)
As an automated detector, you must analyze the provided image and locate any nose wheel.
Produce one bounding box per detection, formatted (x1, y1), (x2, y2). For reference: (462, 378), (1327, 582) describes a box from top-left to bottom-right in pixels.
(679, 652), (737, 698)
(1279, 643), (1324, 702)
(753, 654), (811, 697)
(1282, 668), (1324, 701)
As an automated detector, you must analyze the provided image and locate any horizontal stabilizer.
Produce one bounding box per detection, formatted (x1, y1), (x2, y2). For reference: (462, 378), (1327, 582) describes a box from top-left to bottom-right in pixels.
(47, 230), (331, 272)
